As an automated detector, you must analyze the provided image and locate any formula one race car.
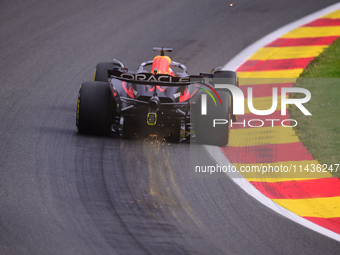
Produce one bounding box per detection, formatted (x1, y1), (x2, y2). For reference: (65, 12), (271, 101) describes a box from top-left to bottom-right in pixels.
(76, 47), (238, 146)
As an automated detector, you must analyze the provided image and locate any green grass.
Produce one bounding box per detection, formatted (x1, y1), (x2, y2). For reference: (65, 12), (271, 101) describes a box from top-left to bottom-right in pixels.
(289, 38), (340, 178)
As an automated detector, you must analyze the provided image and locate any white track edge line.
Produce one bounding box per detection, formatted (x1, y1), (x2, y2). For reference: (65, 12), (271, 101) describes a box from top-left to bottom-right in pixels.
(205, 146), (340, 242)
(207, 2), (340, 242)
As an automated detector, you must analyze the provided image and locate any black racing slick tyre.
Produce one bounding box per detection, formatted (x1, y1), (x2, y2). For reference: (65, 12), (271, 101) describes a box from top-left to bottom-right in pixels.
(94, 62), (120, 82)
(213, 70), (237, 82)
(213, 70), (238, 122)
(192, 90), (231, 146)
(163, 119), (181, 143)
(122, 116), (139, 140)
(76, 81), (113, 136)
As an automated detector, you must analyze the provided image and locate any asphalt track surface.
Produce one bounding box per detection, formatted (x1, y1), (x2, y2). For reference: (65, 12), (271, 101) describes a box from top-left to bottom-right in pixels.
(1, 0), (340, 254)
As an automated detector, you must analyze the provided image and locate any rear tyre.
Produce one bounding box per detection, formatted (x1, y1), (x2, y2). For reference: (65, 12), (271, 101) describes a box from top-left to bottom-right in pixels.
(213, 70), (238, 122)
(164, 120), (181, 143)
(122, 116), (139, 140)
(192, 90), (230, 146)
(77, 81), (113, 136)
(94, 62), (120, 82)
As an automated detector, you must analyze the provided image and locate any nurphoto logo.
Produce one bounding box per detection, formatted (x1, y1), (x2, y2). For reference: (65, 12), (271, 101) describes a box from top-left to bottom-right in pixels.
(201, 84), (312, 128)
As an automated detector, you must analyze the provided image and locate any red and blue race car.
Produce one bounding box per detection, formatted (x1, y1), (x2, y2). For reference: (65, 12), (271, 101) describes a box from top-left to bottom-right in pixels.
(76, 47), (238, 146)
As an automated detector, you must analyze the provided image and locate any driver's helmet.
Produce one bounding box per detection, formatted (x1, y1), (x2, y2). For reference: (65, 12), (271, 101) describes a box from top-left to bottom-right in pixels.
(151, 55), (174, 76)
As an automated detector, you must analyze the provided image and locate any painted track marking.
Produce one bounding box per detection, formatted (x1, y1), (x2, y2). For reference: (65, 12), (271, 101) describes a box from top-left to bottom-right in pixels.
(206, 2), (340, 242)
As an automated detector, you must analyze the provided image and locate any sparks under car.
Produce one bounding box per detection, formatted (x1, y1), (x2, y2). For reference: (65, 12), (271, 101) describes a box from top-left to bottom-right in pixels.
(76, 47), (238, 146)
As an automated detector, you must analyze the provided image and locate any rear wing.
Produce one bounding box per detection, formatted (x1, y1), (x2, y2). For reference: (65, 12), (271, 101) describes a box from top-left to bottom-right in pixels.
(108, 69), (213, 87)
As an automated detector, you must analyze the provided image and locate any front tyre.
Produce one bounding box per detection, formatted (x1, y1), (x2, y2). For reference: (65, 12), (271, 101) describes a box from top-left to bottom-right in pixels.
(76, 81), (113, 136)
(94, 62), (120, 82)
(213, 70), (237, 81)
